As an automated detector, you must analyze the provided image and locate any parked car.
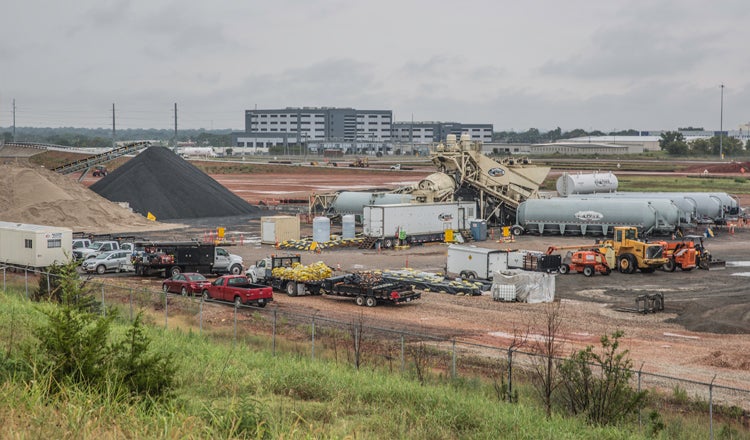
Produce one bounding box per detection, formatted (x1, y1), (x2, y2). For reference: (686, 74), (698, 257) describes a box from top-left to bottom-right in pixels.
(162, 273), (212, 296)
(81, 250), (133, 274)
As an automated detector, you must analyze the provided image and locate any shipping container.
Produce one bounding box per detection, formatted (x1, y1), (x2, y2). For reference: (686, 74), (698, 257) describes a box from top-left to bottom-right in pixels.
(261, 215), (300, 244)
(0, 221), (73, 268)
(363, 201), (476, 248)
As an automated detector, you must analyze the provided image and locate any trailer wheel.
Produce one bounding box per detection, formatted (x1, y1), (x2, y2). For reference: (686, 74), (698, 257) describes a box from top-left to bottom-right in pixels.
(365, 296), (377, 307)
(558, 264), (569, 275)
(170, 266), (182, 277)
(355, 295), (365, 306)
(286, 281), (297, 296)
(583, 266), (594, 277)
(466, 272), (477, 280)
(96, 265), (106, 275)
(511, 225), (524, 236)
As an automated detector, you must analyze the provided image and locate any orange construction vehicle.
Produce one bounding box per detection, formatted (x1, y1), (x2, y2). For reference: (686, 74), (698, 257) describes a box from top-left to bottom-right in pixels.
(658, 238), (698, 272)
(546, 246), (613, 277)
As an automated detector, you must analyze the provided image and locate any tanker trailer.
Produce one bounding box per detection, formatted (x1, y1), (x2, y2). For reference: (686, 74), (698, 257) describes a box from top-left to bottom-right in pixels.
(512, 198), (682, 236)
(567, 191), (738, 223)
(330, 192), (413, 216)
(556, 171), (618, 196)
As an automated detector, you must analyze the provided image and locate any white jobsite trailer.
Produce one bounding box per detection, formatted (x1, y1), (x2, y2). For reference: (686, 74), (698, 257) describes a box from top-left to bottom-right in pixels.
(362, 201), (476, 248)
(447, 244), (510, 280)
(0, 221), (73, 269)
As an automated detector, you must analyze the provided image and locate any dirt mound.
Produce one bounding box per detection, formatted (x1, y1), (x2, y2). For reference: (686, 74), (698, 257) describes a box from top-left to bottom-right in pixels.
(90, 147), (259, 220)
(0, 163), (180, 233)
(684, 161), (750, 174)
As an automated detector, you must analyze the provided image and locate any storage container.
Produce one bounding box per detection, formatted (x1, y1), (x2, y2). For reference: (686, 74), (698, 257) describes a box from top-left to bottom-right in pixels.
(342, 214), (356, 239)
(312, 216), (331, 243)
(260, 215), (300, 244)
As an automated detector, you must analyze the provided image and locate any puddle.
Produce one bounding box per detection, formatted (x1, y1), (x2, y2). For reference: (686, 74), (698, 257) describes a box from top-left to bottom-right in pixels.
(730, 272), (750, 277)
(726, 261), (750, 267)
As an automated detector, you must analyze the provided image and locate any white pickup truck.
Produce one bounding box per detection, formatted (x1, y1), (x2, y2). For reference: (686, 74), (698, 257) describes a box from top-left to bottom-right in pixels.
(73, 241), (133, 261)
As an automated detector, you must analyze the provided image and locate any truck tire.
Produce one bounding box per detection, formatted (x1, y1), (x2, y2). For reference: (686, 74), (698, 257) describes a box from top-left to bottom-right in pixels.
(234, 296), (242, 308)
(286, 281), (297, 296)
(558, 264), (569, 274)
(583, 266), (594, 277)
(96, 265), (106, 275)
(355, 295), (365, 306)
(256, 301), (267, 308)
(170, 266), (182, 277)
(618, 255), (636, 274)
(383, 238), (394, 249)
(511, 225), (524, 236)
(365, 296), (377, 307)
(202, 290), (210, 301)
(663, 258), (676, 272)
(229, 264), (242, 275)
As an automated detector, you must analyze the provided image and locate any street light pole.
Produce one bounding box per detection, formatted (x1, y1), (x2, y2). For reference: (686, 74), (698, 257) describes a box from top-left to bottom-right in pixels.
(719, 83), (724, 159)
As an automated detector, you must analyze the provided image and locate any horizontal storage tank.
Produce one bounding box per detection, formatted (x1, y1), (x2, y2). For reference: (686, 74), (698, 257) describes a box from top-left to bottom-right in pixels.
(567, 192), (739, 221)
(331, 192), (413, 215)
(516, 198), (681, 236)
(556, 172), (618, 196)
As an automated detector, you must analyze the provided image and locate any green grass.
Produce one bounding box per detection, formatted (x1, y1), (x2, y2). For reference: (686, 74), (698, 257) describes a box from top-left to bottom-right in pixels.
(1, 285), (748, 439)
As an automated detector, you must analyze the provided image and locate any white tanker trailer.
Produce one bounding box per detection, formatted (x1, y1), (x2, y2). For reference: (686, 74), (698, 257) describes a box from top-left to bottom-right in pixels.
(567, 192), (740, 223)
(513, 198), (684, 236)
(556, 171), (618, 196)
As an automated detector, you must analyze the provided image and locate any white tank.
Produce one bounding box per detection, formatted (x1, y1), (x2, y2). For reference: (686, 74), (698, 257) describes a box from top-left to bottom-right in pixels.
(312, 216), (331, 243)
(331, 192), (413, 215)
(342, 214), (356, 239)
(556, 172), (619, 196)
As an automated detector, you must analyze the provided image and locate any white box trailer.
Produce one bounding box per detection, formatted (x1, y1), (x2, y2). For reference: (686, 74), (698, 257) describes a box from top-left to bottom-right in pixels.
(260, 215), (300, 245)
(0, 221), (73, 269)
(447, 244), (509, 280)
(363, 201), (477, 248)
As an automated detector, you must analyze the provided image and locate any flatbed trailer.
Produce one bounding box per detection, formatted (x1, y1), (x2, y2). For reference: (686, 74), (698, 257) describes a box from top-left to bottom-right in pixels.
(321, 273), (421, 307)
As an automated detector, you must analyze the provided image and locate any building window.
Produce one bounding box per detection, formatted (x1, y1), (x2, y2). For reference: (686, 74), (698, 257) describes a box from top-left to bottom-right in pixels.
(47, 239), (62, 249)
(24, 239), (32, 249)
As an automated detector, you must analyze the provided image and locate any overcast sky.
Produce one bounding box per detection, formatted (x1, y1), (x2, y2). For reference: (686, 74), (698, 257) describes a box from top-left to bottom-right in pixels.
(1, 0), (748, 132)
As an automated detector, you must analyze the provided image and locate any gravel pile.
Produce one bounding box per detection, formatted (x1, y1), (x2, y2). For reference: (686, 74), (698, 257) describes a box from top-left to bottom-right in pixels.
(90, 147), (259, 220)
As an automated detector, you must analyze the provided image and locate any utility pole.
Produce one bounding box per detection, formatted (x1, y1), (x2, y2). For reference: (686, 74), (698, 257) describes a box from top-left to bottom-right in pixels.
(719, 84), (724, 159)
(112, 103), (116, 149)
(174, 102), (178, 148)
(12, 99), (16, 142)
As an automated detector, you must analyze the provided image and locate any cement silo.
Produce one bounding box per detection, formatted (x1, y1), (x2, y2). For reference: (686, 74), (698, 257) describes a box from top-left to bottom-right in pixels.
(556, 172), (618, 196)
(567, 192), (739, 222)
(514, 198), (682, 236)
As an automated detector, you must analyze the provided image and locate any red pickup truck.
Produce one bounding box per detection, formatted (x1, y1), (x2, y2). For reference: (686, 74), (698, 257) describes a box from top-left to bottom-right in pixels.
(202, 275), (273, 308)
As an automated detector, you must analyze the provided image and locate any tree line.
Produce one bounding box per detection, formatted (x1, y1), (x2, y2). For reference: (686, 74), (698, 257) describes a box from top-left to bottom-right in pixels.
(659, 131), (748, 156)
(1, 127), (234, 148)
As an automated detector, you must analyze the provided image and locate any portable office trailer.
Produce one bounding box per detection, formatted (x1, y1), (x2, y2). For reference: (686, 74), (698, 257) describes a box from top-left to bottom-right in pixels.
(447, 245), (509, 280)
(260, 215), (300, 244)
(363, 201), (476, 248)
(0, 221), (73, 268)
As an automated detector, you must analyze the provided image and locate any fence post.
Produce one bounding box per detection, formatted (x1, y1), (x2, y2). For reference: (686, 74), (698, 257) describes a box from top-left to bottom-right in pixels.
(233, 303), (238, 345)
(129, 289), (133, 321)
(46, 272), (51, 298)
(24, 268), (28, 299)
(710, 374), (716, 440)
(3, 267), (6, 291)
(507, 348), (513, 402)
(637, 363), (644, 430)
(164, 291), (168, 329)
(101, 284), (106, 316)
(311, 315), (316, 360)
(272, 309), (277, 356)
(400, 333), (405, 372)
(199, 296), (204, 335)
(451, 340), (457, 379)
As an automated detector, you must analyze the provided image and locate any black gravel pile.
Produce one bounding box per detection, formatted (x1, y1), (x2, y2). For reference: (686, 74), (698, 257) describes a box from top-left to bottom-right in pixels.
(90, 147), (258, 220)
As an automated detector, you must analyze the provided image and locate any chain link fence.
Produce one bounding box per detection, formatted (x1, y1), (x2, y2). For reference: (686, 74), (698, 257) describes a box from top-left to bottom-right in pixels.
(3, 266), (749, 431)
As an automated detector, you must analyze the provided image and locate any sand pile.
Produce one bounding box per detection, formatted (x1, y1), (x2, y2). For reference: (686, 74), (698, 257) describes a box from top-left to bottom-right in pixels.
(0, 163), (181, 233)
(90, 147), (259, 220)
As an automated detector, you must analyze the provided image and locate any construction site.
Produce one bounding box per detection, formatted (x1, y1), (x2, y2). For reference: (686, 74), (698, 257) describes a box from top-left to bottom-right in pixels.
(1, 138), (750, 401)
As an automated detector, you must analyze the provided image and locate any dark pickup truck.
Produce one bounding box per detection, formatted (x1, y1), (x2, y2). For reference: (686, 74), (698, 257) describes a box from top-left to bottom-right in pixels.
(202, 275), (273, 308)
(321, 273), (421, 307)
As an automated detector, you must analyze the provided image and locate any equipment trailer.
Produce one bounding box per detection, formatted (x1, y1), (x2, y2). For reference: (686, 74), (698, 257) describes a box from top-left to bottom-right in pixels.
(321, 272), (421, 307)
